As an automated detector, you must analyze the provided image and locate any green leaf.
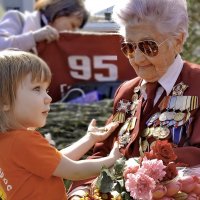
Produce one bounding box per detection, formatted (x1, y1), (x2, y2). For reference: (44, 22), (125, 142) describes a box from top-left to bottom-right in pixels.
(113, 157), (126, 178)
(96, 169), (114, 193)
(121, 191), (132, 200)
(112, 181), (123, 193)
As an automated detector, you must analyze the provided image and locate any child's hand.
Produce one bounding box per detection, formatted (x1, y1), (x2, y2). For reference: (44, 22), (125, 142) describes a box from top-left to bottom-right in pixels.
(109, 141), (121, 160)
(87, 119), (119, 143)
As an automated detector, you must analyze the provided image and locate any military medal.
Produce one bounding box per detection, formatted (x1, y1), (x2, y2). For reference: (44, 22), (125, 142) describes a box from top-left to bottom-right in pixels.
(118, 132), (131, 148)
(113, 99), (131, 123)
(146, 112), (161, 126)
(132, 93), (139, 102)
(139, 138), (149, 156)
(153, 127), (170, 139)
(172, 82), (188, 96)
(159, 112), (168, 122)
(174, 112), (185, 121)
(141, 128), (150, 137)
(118, 118), (130, 136)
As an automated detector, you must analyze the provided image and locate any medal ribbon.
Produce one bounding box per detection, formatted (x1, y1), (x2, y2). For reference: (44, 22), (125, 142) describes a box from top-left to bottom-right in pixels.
(172, 126), (183, 145)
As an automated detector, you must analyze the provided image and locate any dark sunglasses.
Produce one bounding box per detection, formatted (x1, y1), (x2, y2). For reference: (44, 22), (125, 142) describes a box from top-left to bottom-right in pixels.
(121, 39), (168, 58)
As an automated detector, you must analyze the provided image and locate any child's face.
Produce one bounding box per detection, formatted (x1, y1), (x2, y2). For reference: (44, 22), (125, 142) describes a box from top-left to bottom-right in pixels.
(11, 73), (52, 129)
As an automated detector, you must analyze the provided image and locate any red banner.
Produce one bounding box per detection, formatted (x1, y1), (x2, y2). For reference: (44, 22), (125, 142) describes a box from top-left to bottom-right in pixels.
(37, 32), (136, 102)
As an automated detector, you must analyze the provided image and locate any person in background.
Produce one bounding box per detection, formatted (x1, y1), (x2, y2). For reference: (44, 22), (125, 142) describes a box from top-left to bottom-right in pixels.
(0, 49), (121, 200)
(0, 0), (89, 52)
(68, 0), (200, 199)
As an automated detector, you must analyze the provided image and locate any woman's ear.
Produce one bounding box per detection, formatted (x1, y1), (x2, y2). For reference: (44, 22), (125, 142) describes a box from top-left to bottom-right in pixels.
(174, 32), (184, 53)
(3, 105), (10, 111)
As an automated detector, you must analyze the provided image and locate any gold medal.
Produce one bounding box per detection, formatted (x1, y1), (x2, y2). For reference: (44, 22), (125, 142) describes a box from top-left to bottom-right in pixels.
(141, 139), (149, 152)
(139, 138), (149, 156)
(152, 127), (170, 139)
(148, 127), (154, 138)
(152, 127), (161, 139)
(141, 128), (150, 137)
(174, 112), (185, 121)
(158, 127), (170, 139)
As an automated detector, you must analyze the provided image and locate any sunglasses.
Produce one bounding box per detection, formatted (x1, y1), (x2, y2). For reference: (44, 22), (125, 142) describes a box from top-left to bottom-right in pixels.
(121, 39), (168, 58)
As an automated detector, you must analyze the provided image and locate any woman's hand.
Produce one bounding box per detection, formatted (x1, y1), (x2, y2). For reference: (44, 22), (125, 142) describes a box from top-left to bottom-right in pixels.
(33, 25), (59, 43)
(86, 119), (119, 143)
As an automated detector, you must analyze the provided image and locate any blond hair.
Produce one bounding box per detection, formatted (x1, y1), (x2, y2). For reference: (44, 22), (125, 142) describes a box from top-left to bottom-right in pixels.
(0, 49), (51, 132)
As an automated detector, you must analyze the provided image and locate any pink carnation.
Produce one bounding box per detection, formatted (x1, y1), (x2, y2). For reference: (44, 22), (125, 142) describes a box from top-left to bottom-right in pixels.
(125, 172), (156, 200)
(139, 158), (166, 182)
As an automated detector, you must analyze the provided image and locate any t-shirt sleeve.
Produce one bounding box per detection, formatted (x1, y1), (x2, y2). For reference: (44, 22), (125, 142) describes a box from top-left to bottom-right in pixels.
(11, 131), (62, 179)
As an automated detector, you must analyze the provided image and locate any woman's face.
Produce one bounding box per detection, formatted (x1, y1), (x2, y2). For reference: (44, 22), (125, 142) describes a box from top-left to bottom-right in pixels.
(50, 15), (82, 31)
(124, 22), (180, 82)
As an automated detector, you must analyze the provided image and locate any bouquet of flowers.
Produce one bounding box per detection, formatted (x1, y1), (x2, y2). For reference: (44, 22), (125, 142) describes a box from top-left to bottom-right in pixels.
(81, 140), (200, 200)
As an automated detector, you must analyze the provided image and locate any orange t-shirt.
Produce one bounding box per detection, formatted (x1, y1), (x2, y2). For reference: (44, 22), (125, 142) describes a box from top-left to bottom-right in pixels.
(0, 130), (67, 200)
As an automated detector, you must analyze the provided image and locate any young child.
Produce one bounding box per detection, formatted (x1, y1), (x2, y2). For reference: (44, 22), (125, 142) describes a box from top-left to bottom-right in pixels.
(0, 49), (121, 200)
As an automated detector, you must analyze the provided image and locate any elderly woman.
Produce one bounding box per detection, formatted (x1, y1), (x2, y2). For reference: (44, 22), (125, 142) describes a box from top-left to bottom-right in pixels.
(0, 0), (89, 52)
(68, 0), (200, 199)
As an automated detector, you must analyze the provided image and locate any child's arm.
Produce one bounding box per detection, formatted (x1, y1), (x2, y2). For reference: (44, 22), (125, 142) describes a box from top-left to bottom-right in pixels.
(53, 142), (121, 180)
(60, 119), (119, 160)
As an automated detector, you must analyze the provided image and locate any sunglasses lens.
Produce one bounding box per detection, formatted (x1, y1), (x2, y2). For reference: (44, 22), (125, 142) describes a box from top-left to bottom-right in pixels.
(121, 42), (136, 58)
(138, 40), (158, 57)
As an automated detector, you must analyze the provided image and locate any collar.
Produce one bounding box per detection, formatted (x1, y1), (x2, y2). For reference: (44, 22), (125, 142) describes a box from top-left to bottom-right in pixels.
(141, 54), (183, 95)
(159, 54), (183, 95)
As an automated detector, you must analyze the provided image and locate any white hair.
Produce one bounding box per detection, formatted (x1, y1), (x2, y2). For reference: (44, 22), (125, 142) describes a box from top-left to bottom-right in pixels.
(113, 0), (189, 43)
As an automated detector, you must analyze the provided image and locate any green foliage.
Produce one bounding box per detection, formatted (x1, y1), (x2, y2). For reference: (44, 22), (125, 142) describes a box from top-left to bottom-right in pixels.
(96, 157), (127, 194)
(182, 0), (200, 64)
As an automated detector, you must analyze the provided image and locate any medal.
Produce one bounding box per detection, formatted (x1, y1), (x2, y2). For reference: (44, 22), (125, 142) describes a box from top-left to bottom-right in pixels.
(153, 127), (170, 139)
(146, 112), (161, 126)
(166, 111), (176, 120)
(141, 139), (149, 152)
(139, 138), (149, 156)
(113, 99), (132, 123)
(158, 127), (170, 139)
(118, 132), (131, 148)
(148, 127), (155, 138)
(132, 93), (139, 102)
(159, 112), (168, 122)
(117, 99), (131, 113)
(172, 82), (188, 96)
(118, 118), (130, 136)
(141, 128), (150, 137)
(174, 112), (185, 121)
